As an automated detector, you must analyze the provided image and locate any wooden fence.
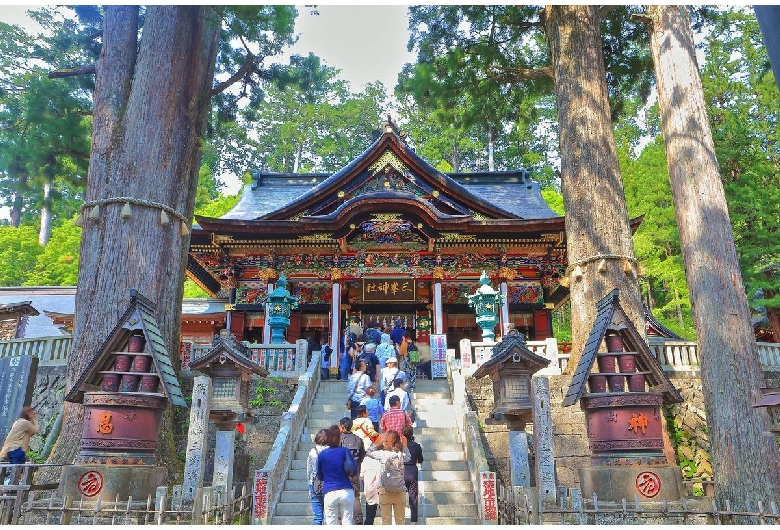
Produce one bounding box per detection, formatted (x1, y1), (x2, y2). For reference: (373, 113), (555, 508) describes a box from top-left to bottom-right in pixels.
(497, 483), (780, 525)
(4, 483), (251, 525)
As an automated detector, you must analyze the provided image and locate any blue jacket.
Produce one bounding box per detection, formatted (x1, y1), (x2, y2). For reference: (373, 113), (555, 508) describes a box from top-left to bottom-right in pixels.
(316, 446), (356, 494)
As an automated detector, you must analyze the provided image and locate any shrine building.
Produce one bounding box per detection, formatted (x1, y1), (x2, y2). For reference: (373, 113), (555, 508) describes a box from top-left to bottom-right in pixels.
(187, 119), (570, 359)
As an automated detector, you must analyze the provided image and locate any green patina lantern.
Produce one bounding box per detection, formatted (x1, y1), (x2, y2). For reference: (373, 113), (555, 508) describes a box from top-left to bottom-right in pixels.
(466, 271), (504, 342)
(264, 274), (300, 344)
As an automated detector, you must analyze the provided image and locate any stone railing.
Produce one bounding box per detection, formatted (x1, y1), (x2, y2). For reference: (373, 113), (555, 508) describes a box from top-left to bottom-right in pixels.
(450, 360), (496, 524)
(0, 336), (70, 366)
(189, 340), (308, 379)
(647, 339), (780, 372)
(251, 353), (320, 524)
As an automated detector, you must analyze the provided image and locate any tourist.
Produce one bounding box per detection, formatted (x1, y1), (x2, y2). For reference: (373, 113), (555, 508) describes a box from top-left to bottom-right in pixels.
(380, 395), (412, 434)
(339, 337), (356, 381)
(359, 387), (383, 432)
(348, 317), (363, 340)
(0, 406), (40, 464)
(339, 417), (366, 524)
(357, 343), (381, 390)
(379, 356), (405, 405)
(351, 405), (379, 450)
(307, 429), (329, 525)
(390, 319), (404, 347)
(376, 333), (395, 369)
(402, 425), (425, 525)
(316, 425), (358, 525)
(384, 377), (412, 416)
(364, 323), (381, 346)
(346, 360), (372, 419)
(366, 431), (411, 526)
(320, 338), (332, 381)
(360, 441), (382, 525)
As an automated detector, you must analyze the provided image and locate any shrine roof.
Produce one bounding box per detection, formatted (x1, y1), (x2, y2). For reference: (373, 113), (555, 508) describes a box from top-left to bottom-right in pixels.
(205, 130), (560, 225)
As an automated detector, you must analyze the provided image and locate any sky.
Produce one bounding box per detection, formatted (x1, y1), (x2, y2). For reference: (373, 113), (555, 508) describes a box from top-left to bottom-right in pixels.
(0, 4), (417, 202)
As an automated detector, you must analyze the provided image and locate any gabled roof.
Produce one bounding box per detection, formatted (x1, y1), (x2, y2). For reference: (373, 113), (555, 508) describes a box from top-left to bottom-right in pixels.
(194, 129), (563, 237)
(644, 303), (684, 339)
(562, 289), (683, 407)
(65, 290), (187, 407)
(0, 301), (39, 317)
(473, 330), (551, 379)
(189, 330), (268, 377)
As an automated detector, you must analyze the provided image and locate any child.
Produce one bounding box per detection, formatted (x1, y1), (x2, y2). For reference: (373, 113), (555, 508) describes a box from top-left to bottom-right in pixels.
(359, 386), (383, 432)
(351, 405), (379, 450)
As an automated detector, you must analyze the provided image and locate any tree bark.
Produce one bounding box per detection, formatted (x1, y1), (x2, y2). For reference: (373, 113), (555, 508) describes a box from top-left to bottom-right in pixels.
(38, 178), (52, 246)
(647, 5), (780, 513)
(544, 5), (643, 366)
(43, 6), (221, 482)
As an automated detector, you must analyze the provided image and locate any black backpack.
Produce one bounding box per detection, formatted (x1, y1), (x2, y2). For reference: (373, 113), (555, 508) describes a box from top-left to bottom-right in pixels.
(340, 432), (365, 465)
(358, 351), (377, 379)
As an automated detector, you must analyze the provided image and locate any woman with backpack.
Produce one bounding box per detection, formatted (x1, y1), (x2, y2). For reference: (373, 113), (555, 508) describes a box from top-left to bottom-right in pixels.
(366, 430), (411, 525)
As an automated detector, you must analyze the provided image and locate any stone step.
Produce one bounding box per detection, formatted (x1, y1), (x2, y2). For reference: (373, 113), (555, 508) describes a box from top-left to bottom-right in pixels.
(418, 480), (473, 492)
(271, 502), (480, 521)
(289, 458), (469, 472)
(423, 516), (480, 525)
(417, 490), (478, 504)
(419, 503), (479, 517)
(274, 501), (313, 516)
(293, 448), (465, 462)
(286, 466), (471, 483)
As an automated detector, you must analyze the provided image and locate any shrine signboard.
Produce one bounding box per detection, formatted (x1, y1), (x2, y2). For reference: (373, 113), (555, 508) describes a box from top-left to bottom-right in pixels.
(361, 278), (416, 302)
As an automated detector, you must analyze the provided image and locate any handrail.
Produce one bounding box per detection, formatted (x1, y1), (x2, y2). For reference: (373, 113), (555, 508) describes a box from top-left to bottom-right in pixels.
(252, 353), (320, 524)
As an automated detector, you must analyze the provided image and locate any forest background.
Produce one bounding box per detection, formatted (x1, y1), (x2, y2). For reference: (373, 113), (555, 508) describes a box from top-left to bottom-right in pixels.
(0, 5), (777, 344)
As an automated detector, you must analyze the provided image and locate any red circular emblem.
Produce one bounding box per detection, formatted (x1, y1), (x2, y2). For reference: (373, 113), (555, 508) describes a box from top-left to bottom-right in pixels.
(78, 470), (104, 497)
(636, 471), (661, 498)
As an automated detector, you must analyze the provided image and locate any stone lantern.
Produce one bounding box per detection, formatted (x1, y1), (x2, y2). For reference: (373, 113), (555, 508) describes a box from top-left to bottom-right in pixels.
(472, 326), (550, 430)
(188, 329), (269, 498)
(466, 271), (503, 342)
(263, 273), (300, 344)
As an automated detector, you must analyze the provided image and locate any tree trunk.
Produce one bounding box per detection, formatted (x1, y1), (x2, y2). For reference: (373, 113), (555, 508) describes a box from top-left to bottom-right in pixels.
(544, 5), (643, 367)
(43, 6), (221, 482)
(38, 178), (52, 246)
(647, 5), (780, 514)
(767, 302), (780, 343)
(487, 123), (495, 172)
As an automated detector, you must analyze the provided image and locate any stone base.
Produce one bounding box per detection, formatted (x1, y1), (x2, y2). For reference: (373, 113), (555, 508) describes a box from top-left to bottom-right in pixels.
(59, 464), (168, 502)
(579, 466), (684, 502)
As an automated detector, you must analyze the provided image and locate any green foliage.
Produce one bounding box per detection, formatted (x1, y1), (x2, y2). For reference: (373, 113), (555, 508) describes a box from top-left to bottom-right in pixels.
(250, 380), (284, 410)
(0, 225), (43, 286)
(541, 187), (564, 215)
(700, 8), (780, 329)
(182, 279), (209, 299)
(25, 218), (82, 285)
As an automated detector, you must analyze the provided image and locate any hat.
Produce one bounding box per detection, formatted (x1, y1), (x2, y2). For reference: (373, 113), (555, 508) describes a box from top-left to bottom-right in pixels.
(387, 356), (398, 364)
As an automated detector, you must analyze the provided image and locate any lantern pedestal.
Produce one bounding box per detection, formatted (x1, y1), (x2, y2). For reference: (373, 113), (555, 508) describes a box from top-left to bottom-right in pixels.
(579, 466), (684, 503)
(59, 464), (167, 502)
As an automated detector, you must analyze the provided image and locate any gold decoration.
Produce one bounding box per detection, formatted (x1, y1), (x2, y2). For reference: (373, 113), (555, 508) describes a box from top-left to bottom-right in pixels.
(432, 190), (440, 197)
(498, 266), (516, 281)
(432, 266), (445, 279)
(338, 190), (345, 198)
(559, 276), (571, 288)
(368, 151), (407, 175)
(256, 268), (277, 281)
(330, 267), (342, 280)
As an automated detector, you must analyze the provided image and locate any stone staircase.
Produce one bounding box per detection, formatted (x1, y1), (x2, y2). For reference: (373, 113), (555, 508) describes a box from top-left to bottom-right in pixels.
(270, 378), (480, 525)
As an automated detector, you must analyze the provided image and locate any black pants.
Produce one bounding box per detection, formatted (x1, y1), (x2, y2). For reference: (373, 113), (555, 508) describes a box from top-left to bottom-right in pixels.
(406, 479), (419, 522)
(363, 502), (378, 525)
